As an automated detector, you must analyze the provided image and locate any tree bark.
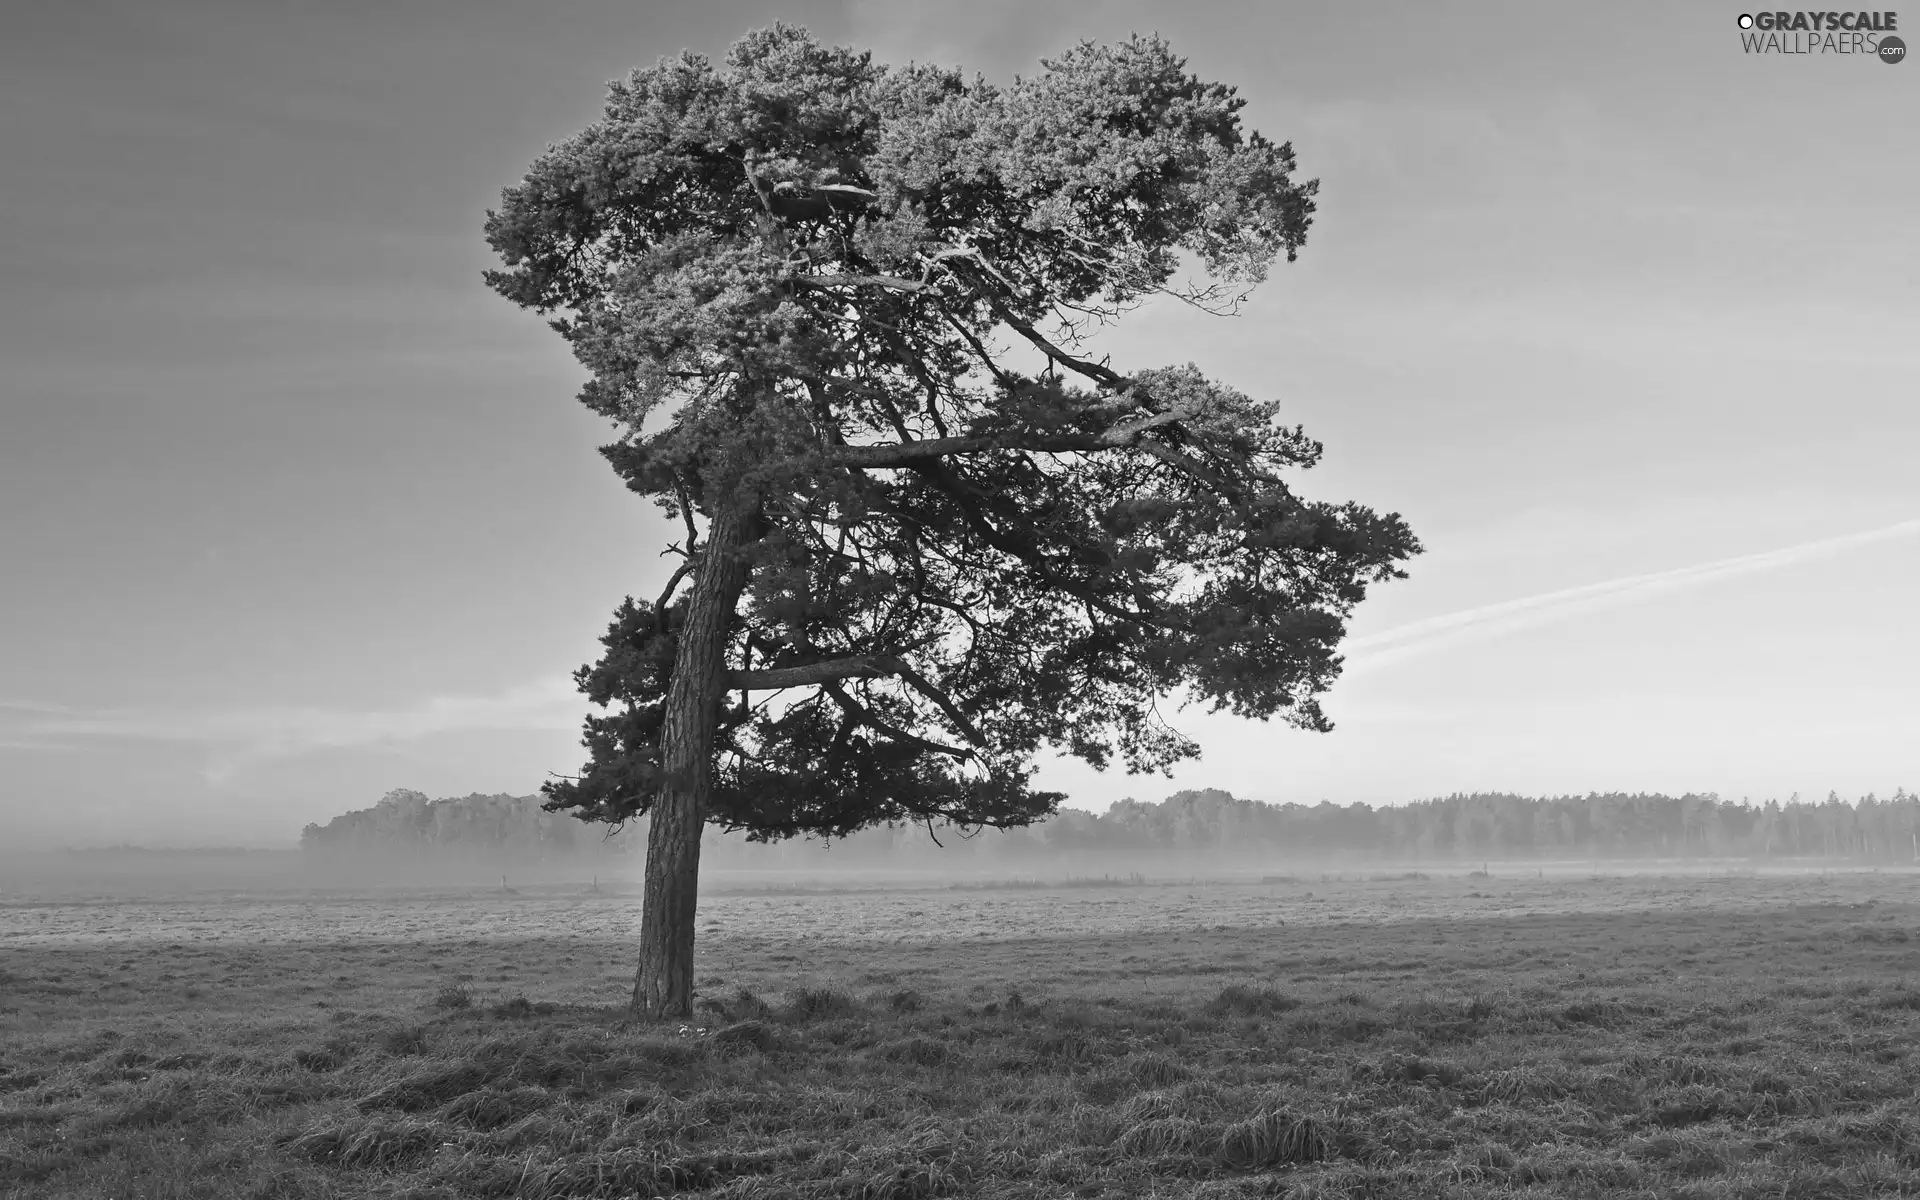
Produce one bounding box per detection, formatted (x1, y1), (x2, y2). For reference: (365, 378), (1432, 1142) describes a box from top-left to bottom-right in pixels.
(633, 501), (754, 1020)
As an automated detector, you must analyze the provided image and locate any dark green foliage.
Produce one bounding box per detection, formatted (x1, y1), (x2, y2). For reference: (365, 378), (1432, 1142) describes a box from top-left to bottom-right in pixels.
(482, 25), (1418, 844)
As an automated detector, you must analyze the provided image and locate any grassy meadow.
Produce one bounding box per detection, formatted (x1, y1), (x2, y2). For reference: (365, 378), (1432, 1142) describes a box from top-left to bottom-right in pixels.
(3, 869), (1919, 1198)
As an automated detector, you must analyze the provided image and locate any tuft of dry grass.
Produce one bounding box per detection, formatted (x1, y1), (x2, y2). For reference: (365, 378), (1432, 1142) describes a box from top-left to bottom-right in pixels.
(437, 1083), (551, 1130)
(354, 1060), (489, 1112)
(1206, 982), (1301, 1017)
(1115, 1114), (1215, 1157)
(783, 986), (861, 1023)
(1218, 1107), (1342, 1169)
(709, 1018), (777, 1054)
(873, 1034), (948, 1067)
(283, 1110), (442, 1169)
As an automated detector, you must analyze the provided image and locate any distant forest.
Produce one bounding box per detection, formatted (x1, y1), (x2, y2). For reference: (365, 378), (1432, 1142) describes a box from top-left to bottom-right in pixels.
(300, 786), (1920, 869)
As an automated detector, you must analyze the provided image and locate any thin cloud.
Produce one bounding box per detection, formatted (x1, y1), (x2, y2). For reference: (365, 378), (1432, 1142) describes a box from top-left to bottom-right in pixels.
(2, 676), (585, 778)
(0, 698), (77, 714)
(8, 520), (1913, 768)
(1344, 517), (1920, 673)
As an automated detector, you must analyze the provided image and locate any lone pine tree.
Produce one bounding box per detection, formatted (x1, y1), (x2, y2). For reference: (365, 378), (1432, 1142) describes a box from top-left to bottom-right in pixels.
(485, 26), (1420, 1018)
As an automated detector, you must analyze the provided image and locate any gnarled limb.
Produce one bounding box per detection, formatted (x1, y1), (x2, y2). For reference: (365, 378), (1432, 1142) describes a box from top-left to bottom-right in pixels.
(822, 680), (973, 759)
(731, 653), (986, 748)
(729, 655), (898, 690)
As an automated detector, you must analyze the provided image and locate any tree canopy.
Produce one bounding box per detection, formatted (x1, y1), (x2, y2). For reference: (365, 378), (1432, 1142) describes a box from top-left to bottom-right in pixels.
(486, 26), (1419, 845)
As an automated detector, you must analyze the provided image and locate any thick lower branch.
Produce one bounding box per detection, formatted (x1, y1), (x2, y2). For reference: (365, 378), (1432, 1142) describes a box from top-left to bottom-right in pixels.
(811, 403), (1241, 512)
(827, 431), (1110, 467)
(790, 272), (931, 293)
(730, 652), (987, 750)
(887, 659), (988, 748)
(822, 681), (972, 759)
(903, 459), (1172, 629)
(729, 655), (898, 690)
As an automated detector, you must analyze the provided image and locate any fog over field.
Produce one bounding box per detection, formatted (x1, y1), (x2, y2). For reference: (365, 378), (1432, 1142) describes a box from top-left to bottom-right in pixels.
(8, 784), (1918, 902)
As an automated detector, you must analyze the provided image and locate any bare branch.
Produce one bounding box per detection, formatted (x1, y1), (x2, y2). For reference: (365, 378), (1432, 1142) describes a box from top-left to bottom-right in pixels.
(730, 655), (896, 691)
(742, 151), (777, 216)
(901, 457), (1173, 628)
(944, 257), (1135, 389)
(822, 680), (972, 759)
(888, 660), (987, 747)
(790, 273), (933, 293)
(653, 561), (693, 619)
(674, 482), (701, 555)
(730, 650), (985, 749)
(820, 422), (1174, 469)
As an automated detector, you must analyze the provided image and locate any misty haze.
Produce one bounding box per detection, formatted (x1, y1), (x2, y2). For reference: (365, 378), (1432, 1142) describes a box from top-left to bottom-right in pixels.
(3, 4), (1915, 1199)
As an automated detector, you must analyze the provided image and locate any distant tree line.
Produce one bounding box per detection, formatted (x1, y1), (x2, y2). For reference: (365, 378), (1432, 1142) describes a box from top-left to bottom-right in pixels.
(300, 790), (624, 867)
(301, 786), (1920, 869)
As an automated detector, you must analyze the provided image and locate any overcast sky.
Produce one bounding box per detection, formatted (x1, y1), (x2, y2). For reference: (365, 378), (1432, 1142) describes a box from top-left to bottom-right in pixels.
(3, 0), (1915, 847)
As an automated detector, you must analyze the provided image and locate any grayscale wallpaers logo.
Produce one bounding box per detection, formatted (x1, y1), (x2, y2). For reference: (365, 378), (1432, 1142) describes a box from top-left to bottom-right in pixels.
(1737, 11), (1904, 59)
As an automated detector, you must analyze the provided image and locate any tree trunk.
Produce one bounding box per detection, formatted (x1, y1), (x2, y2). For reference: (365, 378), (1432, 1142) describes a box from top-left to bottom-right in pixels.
(633, 502), (754, 1020)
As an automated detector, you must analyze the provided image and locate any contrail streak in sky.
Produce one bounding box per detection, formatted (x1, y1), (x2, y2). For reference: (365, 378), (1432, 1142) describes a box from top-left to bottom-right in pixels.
(1343, 517), (1920, 673)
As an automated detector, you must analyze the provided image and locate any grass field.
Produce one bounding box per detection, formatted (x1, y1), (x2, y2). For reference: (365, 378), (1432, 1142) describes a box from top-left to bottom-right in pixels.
(4, 869), (1919, 1198)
